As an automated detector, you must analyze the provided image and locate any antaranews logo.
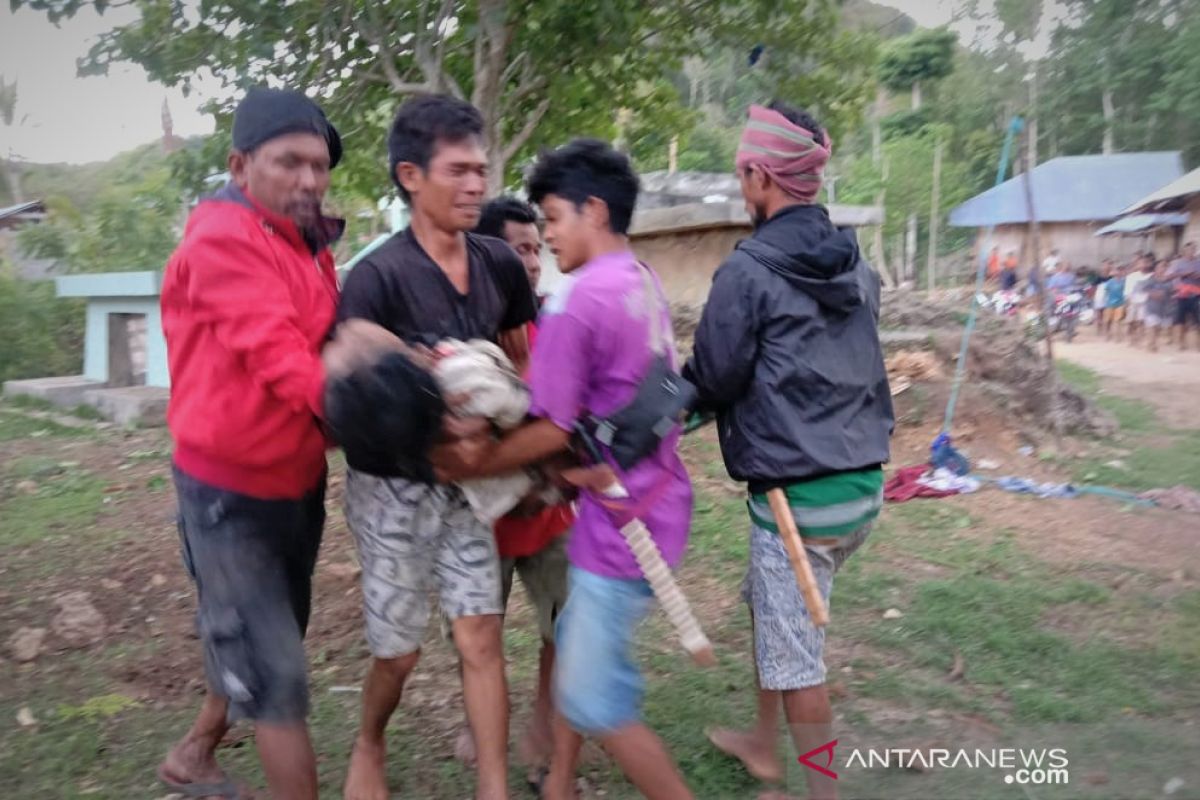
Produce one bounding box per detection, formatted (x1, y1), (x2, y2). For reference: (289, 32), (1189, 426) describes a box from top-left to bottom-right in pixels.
(797, 741), (1069, 787)
(797, 740), (839, 780)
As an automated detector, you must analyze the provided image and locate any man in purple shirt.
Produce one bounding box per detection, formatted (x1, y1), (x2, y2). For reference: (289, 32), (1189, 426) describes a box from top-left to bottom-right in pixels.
(434, 138), (695, 800)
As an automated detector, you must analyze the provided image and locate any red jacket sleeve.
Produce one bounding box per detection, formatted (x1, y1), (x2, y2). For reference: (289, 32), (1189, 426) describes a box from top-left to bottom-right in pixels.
(184, 226), (326, 418)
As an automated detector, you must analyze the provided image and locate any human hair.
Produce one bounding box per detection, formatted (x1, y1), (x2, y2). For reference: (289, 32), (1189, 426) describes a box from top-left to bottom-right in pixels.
(526, 138), (640, 234)
(475, 196), (538, 239)
(324, 352), (445, 480)
(387, 94), (484, 202)
(766, 99), (827, 147)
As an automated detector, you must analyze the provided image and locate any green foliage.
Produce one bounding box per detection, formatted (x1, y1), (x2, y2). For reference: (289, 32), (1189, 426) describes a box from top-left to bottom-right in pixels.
(839, 124), (975, 271)
(0, 267), (84, 383)
(879, 107), (932, 139)
(877, 27), (957, 93)
(14, 0), (878, 199)
(17, 168), (181, 273)
(0, 139), (202, 210)
(1040, 0), (1200, 163)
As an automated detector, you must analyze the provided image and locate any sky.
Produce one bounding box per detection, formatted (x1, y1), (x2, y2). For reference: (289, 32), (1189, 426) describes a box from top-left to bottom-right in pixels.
(0, 3), (215, 165)
(0, 0), (1069, 166)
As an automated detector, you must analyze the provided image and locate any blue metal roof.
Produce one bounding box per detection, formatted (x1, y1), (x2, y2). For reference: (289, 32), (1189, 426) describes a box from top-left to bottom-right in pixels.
(1095, 212), (1189, 236)
(948, 152), (1184, 227)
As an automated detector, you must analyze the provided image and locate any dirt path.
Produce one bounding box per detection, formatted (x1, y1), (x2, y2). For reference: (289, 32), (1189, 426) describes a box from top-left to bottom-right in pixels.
(1056, 327), (1200, 429)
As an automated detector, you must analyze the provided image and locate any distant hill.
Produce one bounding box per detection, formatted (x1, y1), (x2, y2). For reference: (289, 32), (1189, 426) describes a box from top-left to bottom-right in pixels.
(840, 0), (918, 36)
(0, 136), (206, 210)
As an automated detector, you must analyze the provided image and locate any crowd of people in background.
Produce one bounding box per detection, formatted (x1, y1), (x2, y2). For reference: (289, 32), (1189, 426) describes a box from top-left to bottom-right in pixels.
(986, 241), (1200, 351)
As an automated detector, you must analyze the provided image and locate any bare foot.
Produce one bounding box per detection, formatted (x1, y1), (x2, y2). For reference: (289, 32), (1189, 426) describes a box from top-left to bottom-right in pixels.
(707, 728), (784, 783)
(518, 720), (553, 766)
(454, 725), (477, 766)
(343, 737), (389, 800)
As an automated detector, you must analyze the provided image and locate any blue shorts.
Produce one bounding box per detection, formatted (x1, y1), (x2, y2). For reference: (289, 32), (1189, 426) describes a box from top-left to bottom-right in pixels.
(554, 566), (654, 736)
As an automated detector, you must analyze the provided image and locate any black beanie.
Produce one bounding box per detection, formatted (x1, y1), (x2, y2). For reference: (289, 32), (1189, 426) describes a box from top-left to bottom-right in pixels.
(232, 87), (343, 168)
(325, 352), (446, 481)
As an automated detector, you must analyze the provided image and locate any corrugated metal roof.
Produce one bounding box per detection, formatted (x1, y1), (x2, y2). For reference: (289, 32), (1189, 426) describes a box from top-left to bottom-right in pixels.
(948, 152), (1184, 227)
(1121, 166), (1200, 214)
(0, 199), (46, 220)
(1095, 212), (1189, 236)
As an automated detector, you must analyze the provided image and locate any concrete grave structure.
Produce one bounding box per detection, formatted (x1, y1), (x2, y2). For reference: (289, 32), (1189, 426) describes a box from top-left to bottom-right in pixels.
(3, 270), (168, 426)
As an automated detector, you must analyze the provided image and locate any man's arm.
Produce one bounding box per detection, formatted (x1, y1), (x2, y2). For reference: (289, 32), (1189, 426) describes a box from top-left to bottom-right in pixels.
(682, 260), (761, 411)
(497, 325), (530, 374)
(432, 417), (569, 481)
(187, 231), (327, 416)
(436, 299), (591, 482)
(491, 239), (538, 372)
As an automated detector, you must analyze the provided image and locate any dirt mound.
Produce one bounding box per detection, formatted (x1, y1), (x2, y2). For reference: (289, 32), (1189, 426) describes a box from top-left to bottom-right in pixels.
(931, 325), (1117, 438)
(879, 288), (973, 330)
(670, 291), (1118, 437)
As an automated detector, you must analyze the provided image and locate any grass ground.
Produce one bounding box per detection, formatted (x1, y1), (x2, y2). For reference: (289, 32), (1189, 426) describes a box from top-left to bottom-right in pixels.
(2, 376), (1198, 799)
(1056, 360), (1200, 490)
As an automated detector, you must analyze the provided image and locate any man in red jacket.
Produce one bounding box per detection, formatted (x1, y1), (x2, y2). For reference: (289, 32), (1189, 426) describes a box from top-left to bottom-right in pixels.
(157, 87), (349, 800)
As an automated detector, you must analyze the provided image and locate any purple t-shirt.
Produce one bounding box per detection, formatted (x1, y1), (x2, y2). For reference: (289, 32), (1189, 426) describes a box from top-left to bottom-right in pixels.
(527, 250), (693, 579)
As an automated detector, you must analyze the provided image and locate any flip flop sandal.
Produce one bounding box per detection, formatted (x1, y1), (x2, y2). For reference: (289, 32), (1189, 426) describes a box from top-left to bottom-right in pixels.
(159, 768), (249, 799)
(527, 765), (549, 797)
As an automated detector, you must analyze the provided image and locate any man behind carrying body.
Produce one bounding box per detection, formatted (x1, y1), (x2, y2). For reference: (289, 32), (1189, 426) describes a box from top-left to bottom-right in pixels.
(337, 95), (538, 800)
(159, 87), (355, 800)
(684, 102), (893, 800)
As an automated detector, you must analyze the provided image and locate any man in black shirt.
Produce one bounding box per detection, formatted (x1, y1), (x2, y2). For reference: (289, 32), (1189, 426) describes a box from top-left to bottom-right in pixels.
(339, 95), (536, 800)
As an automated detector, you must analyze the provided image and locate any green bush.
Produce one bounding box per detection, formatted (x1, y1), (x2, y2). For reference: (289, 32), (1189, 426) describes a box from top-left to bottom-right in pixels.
(0, 266), (84, 382)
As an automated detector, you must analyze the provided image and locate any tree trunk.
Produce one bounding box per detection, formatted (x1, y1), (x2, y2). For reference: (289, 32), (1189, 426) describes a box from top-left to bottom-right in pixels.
(1021, 146), (1051, 364)
(1, 157), (22, 204)
(906, 213), (918, 282)
(486, 140), (508, 197)
(911, 81), (922, 111)
(871, 85), (886, 165)
(927, 137), (943, 292)
(1027, 63), (1039, 168)
(1101, 86), (1115, 155)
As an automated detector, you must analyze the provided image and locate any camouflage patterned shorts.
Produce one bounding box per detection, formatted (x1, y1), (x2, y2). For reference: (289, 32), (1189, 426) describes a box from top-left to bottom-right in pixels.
(344, 469), (502, 658)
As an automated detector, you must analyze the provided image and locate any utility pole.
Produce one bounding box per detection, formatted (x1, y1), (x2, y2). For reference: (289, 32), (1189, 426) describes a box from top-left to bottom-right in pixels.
(927, 136), (944, 292)
(1021, 134), (1052, 364)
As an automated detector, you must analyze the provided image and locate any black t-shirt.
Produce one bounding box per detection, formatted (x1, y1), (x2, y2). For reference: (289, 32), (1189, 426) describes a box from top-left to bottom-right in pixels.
(338, 228), (537, 346)
(336, 228), (537, 477)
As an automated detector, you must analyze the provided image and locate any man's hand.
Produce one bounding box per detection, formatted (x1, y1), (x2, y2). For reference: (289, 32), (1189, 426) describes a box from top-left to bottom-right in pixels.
(430, 431), (494, 483)
(439, 410), (490, 442)
(558, 463), (618, 492)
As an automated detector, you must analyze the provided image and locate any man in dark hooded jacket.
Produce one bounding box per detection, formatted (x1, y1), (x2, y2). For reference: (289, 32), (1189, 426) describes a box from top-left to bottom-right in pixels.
(683, 101), (892, 800)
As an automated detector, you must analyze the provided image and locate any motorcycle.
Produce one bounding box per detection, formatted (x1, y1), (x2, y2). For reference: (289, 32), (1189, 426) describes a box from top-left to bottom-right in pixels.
(1049, 291), (1086, 342)
(982, 289), (1022, 317)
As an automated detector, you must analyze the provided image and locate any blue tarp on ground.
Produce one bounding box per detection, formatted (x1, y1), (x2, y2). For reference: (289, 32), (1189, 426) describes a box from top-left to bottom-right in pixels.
(948, 151), (1185, 227)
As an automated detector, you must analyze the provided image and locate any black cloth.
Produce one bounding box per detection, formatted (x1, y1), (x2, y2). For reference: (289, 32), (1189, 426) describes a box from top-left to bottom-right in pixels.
(338, 228), (537, 347)
(173, 465), (325, 723)
(232, 86), (342, 168)
(682, 204), (894, 490)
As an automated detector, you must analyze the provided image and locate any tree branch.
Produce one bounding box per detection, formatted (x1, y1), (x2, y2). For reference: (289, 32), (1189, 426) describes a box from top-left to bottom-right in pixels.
(355, 13), (415, 95)
(501, 96), (551, 162)
(432, 0), (463, 98)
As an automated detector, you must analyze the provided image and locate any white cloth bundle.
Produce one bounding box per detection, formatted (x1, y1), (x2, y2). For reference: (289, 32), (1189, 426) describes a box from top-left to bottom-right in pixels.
(432, 339), (535, 523)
